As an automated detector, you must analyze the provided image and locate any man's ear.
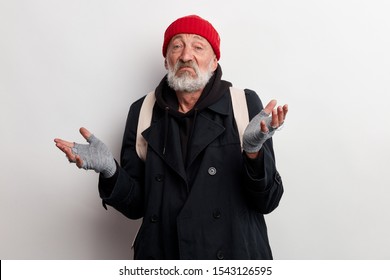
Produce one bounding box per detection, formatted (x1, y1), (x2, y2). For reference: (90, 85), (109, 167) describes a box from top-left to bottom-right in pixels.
(211, 56), (218, 71)
(164, 59), (168, 70)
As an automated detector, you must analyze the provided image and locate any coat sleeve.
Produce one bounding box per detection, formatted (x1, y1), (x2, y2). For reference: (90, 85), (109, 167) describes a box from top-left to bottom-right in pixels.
(97, 97), (146, 219)
(241, 89), (284, 214)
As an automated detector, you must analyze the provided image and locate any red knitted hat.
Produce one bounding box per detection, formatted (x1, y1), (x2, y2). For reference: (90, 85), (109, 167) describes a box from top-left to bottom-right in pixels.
(162, 15), (221, 60)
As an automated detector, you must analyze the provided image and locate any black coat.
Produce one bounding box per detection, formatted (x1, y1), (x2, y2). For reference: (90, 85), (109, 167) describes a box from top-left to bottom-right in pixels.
(99, 83), (283, 260)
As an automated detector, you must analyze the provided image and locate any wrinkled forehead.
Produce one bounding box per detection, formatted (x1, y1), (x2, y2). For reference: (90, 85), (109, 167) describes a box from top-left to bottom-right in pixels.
(169, 33), (210, 44)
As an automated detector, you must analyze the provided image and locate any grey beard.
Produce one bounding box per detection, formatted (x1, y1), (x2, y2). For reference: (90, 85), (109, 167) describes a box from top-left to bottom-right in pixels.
(167, 63), (214, 92)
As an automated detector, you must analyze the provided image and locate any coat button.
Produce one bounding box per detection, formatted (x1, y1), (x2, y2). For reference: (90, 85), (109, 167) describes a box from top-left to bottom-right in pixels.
(216, 250), (224, 260)
(213, 210), (221, 219)
(155, 174), (164, 182)
(150, 214), (159, 223)
(208, 167), (217, 176)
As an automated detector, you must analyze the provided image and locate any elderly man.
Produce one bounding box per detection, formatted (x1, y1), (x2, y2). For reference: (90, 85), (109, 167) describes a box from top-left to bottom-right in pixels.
(55, 15), (288, 260)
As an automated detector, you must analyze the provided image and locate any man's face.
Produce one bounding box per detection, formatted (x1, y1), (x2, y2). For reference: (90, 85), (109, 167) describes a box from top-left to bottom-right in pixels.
(165, 34), (218, 92)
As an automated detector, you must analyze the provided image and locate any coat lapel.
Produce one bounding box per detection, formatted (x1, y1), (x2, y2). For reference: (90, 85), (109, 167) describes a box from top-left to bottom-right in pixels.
(186, 91), (231, 167)
(142, 117), (187, 182)
(186, 113), (225, 168)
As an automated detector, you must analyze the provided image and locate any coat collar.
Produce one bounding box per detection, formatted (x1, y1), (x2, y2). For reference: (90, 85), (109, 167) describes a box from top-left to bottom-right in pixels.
(206, 85), (231, 116)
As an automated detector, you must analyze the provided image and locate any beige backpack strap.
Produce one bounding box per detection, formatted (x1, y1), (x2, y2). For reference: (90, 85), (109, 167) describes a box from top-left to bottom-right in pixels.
(136, 91), (156, 161)
(229, 87), (249, 150)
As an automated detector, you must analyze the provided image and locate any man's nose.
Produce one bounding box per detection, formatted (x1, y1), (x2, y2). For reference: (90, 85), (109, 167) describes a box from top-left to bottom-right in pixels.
(179, 46), (194, 62)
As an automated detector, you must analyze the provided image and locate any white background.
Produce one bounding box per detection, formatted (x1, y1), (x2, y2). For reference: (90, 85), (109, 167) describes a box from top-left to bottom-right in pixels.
(1, 0), (389, 259)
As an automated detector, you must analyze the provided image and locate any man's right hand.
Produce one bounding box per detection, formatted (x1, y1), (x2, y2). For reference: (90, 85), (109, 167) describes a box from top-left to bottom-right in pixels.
(54, 127), (116, 178)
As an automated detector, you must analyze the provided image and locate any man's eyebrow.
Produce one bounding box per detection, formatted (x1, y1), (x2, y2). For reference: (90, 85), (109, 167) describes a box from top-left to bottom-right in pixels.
(171, 34), (207, 42)
(192, 35), (207, 41)
(171, 34), (183, 41)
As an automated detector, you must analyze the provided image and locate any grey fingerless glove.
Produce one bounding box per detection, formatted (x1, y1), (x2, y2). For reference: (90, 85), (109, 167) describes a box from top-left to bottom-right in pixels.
(71, 134), (116, 178)
(242, 110), (276, 153)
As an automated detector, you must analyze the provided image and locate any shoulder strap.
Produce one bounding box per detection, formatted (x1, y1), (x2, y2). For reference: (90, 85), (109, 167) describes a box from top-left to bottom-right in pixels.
(136, 91), (155, 161)
(229, 87), (249, 150)
(135, 87), (249, 161)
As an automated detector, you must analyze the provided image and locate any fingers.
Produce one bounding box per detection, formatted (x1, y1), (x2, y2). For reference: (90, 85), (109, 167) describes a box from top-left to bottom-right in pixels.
(263, 99), (277, 115)
(79, 127), (92, 141)
(260, 120), (269, 133)
(270, 103), (288, 129)
(54, 138), (74, 148)
(283, 104), (288, 119)
(270, 107), (283, 128)
(75, 155), (83, 168)
(54, 127), (92, 146)
(54, 128), (90, 167)
(54, 140), (83, 167)
(54, 141), (77, 162)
